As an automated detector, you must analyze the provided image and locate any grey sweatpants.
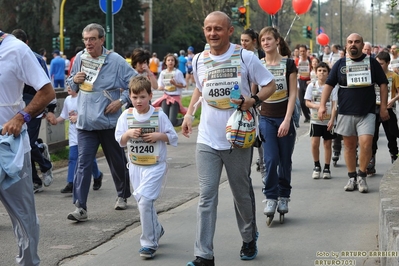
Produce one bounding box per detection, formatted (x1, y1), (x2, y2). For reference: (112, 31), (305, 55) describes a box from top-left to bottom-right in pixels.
(0, 152), (40, 266)
(193, 143), (257, 260)
(137, 195), (163, 250)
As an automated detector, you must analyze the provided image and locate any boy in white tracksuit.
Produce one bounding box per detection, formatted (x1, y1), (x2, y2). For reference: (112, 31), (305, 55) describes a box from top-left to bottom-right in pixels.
(115, 76), (178, 259)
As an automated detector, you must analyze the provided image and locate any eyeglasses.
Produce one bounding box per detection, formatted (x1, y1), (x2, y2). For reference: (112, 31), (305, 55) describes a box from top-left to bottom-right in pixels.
(82, 37), (99, 43)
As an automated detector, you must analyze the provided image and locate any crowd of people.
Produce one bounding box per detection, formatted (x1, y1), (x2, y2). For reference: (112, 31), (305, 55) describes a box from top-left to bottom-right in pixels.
(2, 10), (399, 266)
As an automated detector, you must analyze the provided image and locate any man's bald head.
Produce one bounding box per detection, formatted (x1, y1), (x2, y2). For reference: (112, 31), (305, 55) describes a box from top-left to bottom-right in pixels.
(346, 33), (364, 58)
(204, 11), (232, 28)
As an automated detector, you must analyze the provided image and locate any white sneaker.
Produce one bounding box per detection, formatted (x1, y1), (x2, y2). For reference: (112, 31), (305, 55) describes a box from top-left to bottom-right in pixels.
(357, 176), (368, 193)
(115, 197), (127, 210)
(67, 201), (88, 222)
(344, 178), (357, 191)
(322, 169), (331, 179)
(312, 166), (321, 179)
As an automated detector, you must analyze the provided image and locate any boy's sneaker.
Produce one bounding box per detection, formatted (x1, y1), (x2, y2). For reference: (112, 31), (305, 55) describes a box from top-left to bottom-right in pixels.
(366, 167), (376, 176)
(114, 197), (127, 210)
(322, 169), (331, 179)
(187, 256), (215, 266)
(67, 201), (88, 222)
(312, 166), (321, 179)
(42, 169), (53, 187)
(357, 176), (368, 193)
(60, 183), (73, 193)
(93, 173), (103, 191)
(344, 178), (357, 191)
(139, 247), (156, 259)
(240, 237), (258, 260)
(33, 183), (43, 193)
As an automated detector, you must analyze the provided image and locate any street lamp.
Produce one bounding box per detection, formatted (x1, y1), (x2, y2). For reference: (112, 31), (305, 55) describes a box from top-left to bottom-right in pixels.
(371, 0), (374, 46)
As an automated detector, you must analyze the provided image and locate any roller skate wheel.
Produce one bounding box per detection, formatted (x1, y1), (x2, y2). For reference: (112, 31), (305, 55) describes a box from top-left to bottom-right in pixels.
(279, 214), (284, 224)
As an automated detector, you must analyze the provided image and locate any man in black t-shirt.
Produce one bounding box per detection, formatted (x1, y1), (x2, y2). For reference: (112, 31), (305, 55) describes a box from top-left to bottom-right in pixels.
(318, 33), (389, 193)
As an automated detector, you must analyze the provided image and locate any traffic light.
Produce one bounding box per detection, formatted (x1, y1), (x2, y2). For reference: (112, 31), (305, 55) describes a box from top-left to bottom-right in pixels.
(302, 26), (307, 38)
(306, 25), (312, 39)
(238, 6), (246, 27)
(231, 7), (239, 25)
(52, 37), (59, 49)
(64, 37), (71, 50)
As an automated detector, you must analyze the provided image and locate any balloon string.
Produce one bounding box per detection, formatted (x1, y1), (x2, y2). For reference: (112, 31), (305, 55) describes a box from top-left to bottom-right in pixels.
(284, 14), (300, 41)
(272, 15), (275, 28)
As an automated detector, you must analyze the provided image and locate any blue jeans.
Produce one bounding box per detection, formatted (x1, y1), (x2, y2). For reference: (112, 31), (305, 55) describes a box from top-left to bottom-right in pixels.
(27, 117), (52, 186)
(259, 116), (296, 200)
(73, 128), (130, 210)
(67, 145), (101, 184)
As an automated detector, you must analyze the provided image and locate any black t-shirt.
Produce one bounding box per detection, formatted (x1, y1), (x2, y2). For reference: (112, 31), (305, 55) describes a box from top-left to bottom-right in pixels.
(326, 54), (388, 116)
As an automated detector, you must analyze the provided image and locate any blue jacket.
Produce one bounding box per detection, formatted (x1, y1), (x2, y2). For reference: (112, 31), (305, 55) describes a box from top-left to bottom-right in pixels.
(0, 128), (26, 190)
(50, 56), (65, 81)
(66, 47), (137, 130)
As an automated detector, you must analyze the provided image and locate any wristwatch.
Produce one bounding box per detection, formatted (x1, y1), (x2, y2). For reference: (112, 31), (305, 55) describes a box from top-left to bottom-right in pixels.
(251, 95), (262, 108)
(17, 110), (31, 123)
(119, 98), (124, 105)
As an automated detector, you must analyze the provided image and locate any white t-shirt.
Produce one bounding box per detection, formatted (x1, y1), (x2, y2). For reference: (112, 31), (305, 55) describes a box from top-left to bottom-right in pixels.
(60, 95), (78, 146)
(304, 81), (338, 126)
(193, 43), (274, 150)
(114, 106), (178, 200)
(0, 34), (51, 153)
(157, 68), (186, 96)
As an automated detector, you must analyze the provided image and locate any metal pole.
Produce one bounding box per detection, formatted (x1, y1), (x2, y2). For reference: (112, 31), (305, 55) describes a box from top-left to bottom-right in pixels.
(371, 0), (374, 46)
(318, 0), (320, 54)
(112, 15), (115, 51)
(340, 0), (343, 47)
(244, 0), (250, 30)
(106, 0), (112, 50)
(60, 0), (67, 53)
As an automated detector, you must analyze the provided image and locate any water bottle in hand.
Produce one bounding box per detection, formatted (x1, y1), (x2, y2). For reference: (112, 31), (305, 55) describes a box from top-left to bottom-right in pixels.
(229, 84), (241, 109)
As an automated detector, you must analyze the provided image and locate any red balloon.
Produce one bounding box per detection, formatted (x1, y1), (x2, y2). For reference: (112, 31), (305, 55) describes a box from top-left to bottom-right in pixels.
(292, 0), (313, 15)
(258, 0), (283, 15)
(317, 33), (330, 46)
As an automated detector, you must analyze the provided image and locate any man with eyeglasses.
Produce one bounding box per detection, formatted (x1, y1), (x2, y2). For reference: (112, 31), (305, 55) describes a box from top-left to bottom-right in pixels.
(66, 23), (137, 222)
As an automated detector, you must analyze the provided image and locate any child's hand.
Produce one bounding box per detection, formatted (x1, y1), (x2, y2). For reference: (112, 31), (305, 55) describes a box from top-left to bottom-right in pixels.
(69, 114), (77, 124)
(127, 128), (142, 139)
(327, 119), (334, 131)
(141, 132), (161, 143)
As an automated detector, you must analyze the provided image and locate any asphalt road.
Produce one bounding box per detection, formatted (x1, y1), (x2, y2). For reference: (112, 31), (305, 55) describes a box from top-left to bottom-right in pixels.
(0, 116), (390, 266)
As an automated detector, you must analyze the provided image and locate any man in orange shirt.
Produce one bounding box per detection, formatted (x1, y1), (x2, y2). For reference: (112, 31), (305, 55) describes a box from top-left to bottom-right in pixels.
(149, 52), (160, 78)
